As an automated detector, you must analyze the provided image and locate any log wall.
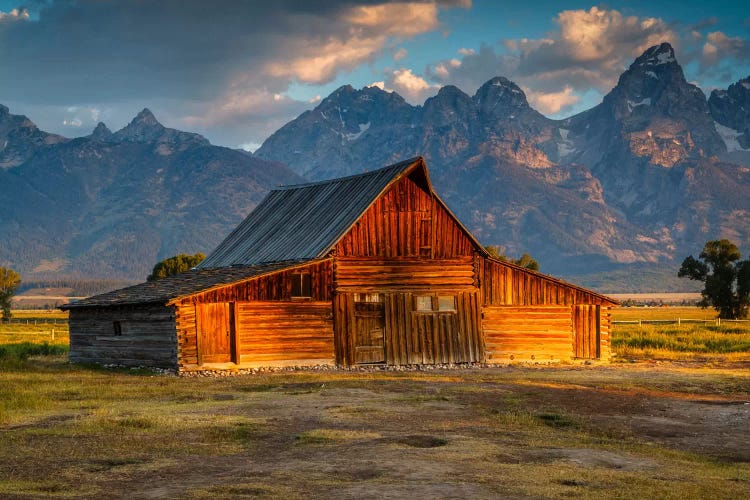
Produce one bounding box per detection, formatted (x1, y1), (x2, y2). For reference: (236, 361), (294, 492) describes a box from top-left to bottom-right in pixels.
(335, 291), (483, 366)
(334, 256), (477, 292)
(334, 173), (474, 258)
(181, 260), (332, 305)
(236, 301), (334, 367)
(572, 305), (612, 360)
(481, 259), (612, 306)
(68, 305), (177, 369)
(483, 305), (574, 363)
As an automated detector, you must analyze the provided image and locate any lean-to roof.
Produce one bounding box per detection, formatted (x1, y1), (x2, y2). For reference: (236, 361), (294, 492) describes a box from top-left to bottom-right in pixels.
(61, 261), (302, 309)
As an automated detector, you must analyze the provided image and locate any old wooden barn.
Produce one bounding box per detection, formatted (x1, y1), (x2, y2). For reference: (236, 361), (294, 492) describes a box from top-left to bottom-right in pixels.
(63, 157), (617, 372)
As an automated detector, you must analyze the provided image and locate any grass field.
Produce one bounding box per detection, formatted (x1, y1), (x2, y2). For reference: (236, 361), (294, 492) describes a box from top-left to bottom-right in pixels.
(1, 347), (749, 498)
(611, 306), (717, 322)
(610, 306), (750, 362)
(1, 306), (748, 497)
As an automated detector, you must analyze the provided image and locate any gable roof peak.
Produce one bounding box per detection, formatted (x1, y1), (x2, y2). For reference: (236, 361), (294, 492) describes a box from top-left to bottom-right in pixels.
(197, 157), (432, 269)
(274, 156), (424, 191)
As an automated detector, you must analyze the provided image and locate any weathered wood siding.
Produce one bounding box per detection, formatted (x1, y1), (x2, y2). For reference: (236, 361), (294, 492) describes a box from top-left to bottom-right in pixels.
(483, 305), (574, 363)
(235, 301), (334, 367)
(334, 173), (474, 258)
(68, 305), (177, 369)
(331, 170), (481, 366)
(600, 307), (612, 361)
(481, 259), (611, 306)
(335, 291), (482, 366)
(481, 259), (614, 363)
(572, 305), (612, 360)
(182, 260), (332, 305)
(175, 261), (332, 369)
(335, 256), (477, 292)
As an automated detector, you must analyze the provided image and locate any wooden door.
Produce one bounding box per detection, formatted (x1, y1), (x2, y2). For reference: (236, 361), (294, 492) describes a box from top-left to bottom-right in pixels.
(196, 303), (232, 364)
(354, 301), (385, 364)
(413, 311), (461, 364)
(573, 305), (600, 359)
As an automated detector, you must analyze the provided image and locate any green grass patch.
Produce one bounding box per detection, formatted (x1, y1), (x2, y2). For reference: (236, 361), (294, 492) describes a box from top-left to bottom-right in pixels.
(0, 342), (68, 360)
(612, 321), (750, 360)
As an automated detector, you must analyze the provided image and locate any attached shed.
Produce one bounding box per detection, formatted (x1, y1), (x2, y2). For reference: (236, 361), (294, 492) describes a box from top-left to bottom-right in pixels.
(63, 157), (617, 372)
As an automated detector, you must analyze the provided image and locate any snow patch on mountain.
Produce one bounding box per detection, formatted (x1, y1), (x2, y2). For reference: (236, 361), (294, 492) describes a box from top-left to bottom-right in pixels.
(714, 122), (749, 152)
(345, 122), (370, 141)
(627, 98), (651, 112)
(557, 128), (575, 158)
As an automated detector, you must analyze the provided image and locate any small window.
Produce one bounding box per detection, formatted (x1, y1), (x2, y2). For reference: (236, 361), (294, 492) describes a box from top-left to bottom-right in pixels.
(416, 295), (433, 311)
(291, 273), (312, 298)
(113, 321), (122, 336)
(438, 296), (455, 311)
(355, 293), (383, 303)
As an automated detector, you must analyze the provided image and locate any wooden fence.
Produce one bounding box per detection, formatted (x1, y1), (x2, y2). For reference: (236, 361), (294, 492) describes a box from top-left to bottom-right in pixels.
(0, 330), (66, 342)
(2, 318), (67, 325)
(613, 318), (749, 327)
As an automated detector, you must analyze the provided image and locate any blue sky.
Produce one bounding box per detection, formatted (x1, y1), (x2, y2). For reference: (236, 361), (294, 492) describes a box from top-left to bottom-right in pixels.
(1, 1), (749, 149)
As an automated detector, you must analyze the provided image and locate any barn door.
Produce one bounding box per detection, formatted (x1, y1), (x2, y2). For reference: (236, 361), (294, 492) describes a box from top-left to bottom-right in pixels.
(196, 303), (232, 364)
(354, 294), (385, 364)
(573, 305), (600, 359)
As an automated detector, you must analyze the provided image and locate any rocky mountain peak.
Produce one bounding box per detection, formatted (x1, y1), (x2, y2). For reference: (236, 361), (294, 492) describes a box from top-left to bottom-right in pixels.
(114, 108), (165, 142)
(473, 76), (533, 119)
(0, 104), (9, 117)
(111, 108), (209, 147)
(632, 42), (677, 68)
(319, 85), (356, 107)
(588, 42), (724, 159)
(614, 43), (689, 103)
(423, 85), (475, 126)
(425, 85), (472, 110)
(709, 75), (750, 134)
(89, 122), (113, 142)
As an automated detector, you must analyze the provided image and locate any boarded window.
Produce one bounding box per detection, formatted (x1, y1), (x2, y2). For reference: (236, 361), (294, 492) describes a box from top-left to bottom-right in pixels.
(291, 273), (312, 297)
(437, 296), (455, 311)
(416, 296), (433, 311)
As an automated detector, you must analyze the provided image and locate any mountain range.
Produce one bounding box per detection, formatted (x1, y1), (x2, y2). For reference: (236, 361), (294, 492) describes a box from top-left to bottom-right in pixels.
(256, 43), (750, 278)
(0, 107), (301, 279)
(2, 42), (749, 289)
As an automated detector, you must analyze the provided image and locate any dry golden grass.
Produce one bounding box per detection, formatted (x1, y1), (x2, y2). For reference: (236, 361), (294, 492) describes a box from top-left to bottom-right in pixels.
(0, 354), (748, 498)
(610, 306), (750, 361)
(612, 306), (716, 321)
(10, 309), (69, 320)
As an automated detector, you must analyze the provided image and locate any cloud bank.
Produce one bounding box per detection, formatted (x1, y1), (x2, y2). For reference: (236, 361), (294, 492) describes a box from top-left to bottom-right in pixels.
(0, 0), (467, 145)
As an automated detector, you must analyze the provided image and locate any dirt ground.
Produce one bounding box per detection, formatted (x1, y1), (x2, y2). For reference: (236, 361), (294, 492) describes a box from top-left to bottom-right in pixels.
(1, 361), (749, 498)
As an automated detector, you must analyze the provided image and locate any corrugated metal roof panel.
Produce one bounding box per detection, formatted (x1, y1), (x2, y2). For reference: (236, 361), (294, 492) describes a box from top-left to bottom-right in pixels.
(198, 157), (423, 268)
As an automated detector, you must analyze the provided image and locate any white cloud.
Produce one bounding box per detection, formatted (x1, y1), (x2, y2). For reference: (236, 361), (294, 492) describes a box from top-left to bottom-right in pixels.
(238, 142), (261, 152)
(265, 2), (448, 84)
(367, 81), (387, 90)
(0, 8), (28, 22)
(344, 2), (440, 37)
(386, 68), (439, 103)
(0, 1), (469, 146)
(525, 86), (579, 115)
(701, 31), (749, 66)
(393, 47), (408, 61)
(425, 7), (679, 116)
(62, 118), (82, 127)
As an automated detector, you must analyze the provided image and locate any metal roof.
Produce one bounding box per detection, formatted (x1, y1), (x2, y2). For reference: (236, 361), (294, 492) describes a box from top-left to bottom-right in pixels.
(61, 261), (303, 309)
(198, 157), (425, 268)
